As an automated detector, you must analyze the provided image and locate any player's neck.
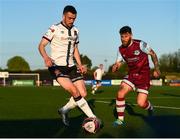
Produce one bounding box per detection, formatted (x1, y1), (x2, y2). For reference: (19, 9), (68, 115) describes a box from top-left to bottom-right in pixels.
(61, 21), (73, 29)
(128, 40), (133, 47)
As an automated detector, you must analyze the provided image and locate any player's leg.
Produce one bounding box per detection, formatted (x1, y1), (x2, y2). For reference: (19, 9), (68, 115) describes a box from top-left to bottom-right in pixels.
(60, 75), (88, 115)
(91, 80), (97, 94)
(96, 82), (101, 90)
(136, 73), (152, 116)
(136, 91), (153, 116)
(92, 81), (96, 90)
(48, 66), (79, 126)
(73, 79), (97, 118)
(73, 79), (87, 97)
(58, 77), (96, 118)
(91, 80), (100, 94)
(114, 81), (133, 126)
(57, 77), (79, 126)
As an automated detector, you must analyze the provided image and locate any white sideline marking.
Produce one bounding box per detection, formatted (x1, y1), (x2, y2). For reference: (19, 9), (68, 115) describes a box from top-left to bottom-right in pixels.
(94, 97), (180, 100)
(95, 100), (180, 110)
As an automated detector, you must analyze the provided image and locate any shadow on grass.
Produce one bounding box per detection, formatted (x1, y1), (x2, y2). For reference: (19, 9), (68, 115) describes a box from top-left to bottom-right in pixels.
(0, 98), (112, 138)
(0, 117), (82, 138)
(126, 103), (180, 137)
(2, 99), (179, 138)
(109, 99), (180, 137)
(0, 114), (113, 138)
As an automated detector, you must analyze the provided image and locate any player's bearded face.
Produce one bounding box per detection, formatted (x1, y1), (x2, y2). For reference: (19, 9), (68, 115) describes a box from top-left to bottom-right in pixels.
(63, 12), (76, 28)
(121, 33), (132, 47)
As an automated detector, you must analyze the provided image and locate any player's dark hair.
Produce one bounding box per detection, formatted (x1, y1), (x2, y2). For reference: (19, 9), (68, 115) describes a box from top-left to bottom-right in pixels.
(63, 5), (77, 15)
(119, 26), (132, 34)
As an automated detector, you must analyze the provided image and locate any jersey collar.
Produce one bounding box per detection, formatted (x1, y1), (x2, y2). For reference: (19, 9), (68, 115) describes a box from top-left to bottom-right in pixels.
(60, 21), (74, 30)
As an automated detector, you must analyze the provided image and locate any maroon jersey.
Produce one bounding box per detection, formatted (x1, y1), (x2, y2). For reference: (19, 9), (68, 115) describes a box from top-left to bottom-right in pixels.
(119, 39), (150, 74)
(118, 39), (152, 92)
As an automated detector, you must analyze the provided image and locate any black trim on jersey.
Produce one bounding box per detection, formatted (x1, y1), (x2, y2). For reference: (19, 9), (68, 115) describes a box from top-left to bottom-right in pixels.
(42, 36), (51, 42)
(68, 29), (71, 36)
(66, 41), (71, 66)
(75, 41), (79, 44)
(66, 29), (72, 66)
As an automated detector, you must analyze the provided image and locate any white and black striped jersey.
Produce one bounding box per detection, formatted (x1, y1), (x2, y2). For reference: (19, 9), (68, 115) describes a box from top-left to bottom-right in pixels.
(43, 22), (79, 67)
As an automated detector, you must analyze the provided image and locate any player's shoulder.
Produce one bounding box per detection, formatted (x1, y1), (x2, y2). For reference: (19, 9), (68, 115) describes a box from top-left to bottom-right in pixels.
(133, 39), (148, 47)
(136, 39), (152, 53)
(133, 39), (142, 44)
(95, 68), (100, 72)
(97, 68), (102, 72)
(48, 23), (59, 31)
(133, 39), (147, 44)
(72, 25), (79, 33)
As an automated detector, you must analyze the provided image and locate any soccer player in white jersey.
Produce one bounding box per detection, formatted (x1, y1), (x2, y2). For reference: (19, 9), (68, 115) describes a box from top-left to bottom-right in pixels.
(91, 64), (105, 95)
(38, 5), (97, 126)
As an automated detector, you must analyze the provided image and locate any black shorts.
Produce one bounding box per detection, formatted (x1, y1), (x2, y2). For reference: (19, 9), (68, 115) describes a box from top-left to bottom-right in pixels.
(48, 65), (83, 82)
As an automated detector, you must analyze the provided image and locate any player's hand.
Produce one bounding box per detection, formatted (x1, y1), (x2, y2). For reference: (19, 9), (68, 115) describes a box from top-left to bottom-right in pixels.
(78, 65), (87, 74)
(112, 64), (118, 72)
(44, 56), (53, 67)
(153, 68), (161, 78)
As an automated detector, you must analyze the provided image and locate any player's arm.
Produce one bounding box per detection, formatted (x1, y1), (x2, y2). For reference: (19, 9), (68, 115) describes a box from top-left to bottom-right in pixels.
(93, 71), (97, 79)
(149, 49), (161, 78)
(38, 38), (53, 67)
(112, 61), (123, 72)
(140, 41), (161, 78)
(112, 50), (124, 72)
(74, 46), (87, 74)
(38, 25), (55, 67)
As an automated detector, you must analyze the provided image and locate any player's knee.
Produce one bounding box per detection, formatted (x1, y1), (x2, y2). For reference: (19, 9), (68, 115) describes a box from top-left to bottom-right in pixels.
(77, 86), (87, 97)
(117, 90), (126, 98)
(67, 87), (79, 97)
(117, 86), (128, 98)
(137, 100), (146, 108)
(80, 91), (87, 98)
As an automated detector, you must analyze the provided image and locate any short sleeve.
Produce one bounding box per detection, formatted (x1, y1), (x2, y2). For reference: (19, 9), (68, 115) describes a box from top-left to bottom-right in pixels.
(75, 35), (79, 44)
(116, 49), (124, 63)
(42, 25), (56, 41)
(74, 29), (79, 45)
(140, 41), (152, 54)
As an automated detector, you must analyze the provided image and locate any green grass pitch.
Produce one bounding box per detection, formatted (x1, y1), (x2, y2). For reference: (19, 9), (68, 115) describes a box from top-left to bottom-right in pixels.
(0, 85), (180, 137)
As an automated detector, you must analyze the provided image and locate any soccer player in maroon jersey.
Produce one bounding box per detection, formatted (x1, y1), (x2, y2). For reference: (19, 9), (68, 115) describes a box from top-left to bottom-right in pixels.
(112, 26), (161, 126)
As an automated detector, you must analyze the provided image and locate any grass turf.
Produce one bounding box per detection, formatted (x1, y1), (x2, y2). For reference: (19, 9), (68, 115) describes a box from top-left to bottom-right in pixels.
(0, 86), (180, 137)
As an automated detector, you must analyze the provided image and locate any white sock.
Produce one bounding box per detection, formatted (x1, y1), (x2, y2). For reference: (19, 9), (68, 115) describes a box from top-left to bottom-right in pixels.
(75, 97), (96, 118)
(61, 97), (77, 113)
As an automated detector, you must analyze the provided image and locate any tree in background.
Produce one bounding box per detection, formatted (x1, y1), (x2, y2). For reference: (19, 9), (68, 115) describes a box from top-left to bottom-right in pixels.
(159, 49), (180, 73)
(80, 54), (92, 69)
(7, 56), (30, 72)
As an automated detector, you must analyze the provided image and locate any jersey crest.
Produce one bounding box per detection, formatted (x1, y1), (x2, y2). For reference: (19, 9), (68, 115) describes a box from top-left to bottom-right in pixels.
(134, 50), (140, 55)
